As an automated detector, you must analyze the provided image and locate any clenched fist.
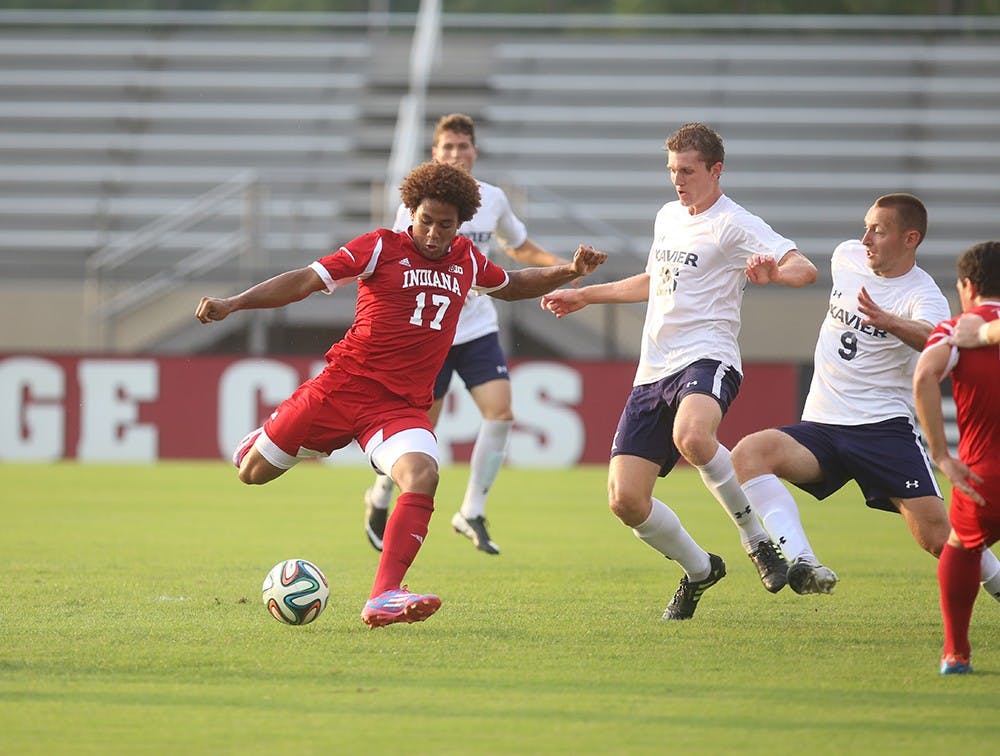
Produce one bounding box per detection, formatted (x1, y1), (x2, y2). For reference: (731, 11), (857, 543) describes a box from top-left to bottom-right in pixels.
(195, 296), (234, 324)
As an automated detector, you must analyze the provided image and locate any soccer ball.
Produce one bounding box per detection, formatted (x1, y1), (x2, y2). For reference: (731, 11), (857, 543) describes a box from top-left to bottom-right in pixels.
(261, 559), (329, 625)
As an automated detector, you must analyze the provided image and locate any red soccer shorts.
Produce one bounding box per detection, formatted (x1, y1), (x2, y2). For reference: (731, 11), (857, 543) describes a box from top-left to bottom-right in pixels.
(262, 364), (434, 464)
(949, 474), (1000, 551)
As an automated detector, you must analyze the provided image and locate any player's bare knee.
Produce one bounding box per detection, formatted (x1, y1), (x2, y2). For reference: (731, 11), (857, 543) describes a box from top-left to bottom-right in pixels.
(730, 439), (753, 480)
(674, 431), (715, 467)
(481, 408), (514, 422)
(732, 432), (779, 480)
(902, 498), (950, 557)
(923, 525), (948, 557)
(607, 484), (642, 524)
(397, 461), (439, 495)
(237, 458), (277, 485)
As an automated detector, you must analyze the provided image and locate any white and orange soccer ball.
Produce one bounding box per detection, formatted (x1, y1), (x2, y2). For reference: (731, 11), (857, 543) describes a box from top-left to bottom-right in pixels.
(261, 559), (329, 625)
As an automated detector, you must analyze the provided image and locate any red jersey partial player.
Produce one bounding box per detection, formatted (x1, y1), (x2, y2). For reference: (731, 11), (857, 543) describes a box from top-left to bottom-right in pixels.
(914, 240), (1000, 675)
(196, 161), (607, 629)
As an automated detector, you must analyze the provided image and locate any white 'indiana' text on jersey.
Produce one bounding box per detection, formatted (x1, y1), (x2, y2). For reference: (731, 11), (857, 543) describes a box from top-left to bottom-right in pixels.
(634, 194), (796, 386)
(803, 239), (950, 425)
(393, 180), (528, 346)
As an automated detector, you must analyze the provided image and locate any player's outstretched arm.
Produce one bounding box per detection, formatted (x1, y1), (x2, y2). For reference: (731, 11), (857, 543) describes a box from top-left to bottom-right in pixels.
(913, 343), (986, 505)
(950, 313), (999, 348)
(745, 250), (816, 287)
(489, 245), (607, 302)
(541, 272), (649, 318)
(857, 286), (932, 351)
(196, 267), (325, 324)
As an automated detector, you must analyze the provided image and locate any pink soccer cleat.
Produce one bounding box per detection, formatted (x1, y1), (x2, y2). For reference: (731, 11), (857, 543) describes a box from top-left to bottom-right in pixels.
(361, 586), (441, 628)
(232, 428), (262, 468)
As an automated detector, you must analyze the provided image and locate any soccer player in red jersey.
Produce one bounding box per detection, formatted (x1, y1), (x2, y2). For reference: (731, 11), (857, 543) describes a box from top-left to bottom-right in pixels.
(195, 161), (607, 628)
(914, 240), (1000, 674)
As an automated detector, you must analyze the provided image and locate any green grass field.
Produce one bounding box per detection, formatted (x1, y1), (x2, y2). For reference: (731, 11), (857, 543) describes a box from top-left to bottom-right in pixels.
(1, 462), (995, 754)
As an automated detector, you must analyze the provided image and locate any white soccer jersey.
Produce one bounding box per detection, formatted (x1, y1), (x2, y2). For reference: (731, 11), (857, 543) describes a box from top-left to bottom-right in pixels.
(393, 180), (528, 346)
(802, 240), (951, 425)
(634, 194), (796, 386)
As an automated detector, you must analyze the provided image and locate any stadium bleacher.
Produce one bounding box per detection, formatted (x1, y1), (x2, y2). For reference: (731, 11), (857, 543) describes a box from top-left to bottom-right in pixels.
(1, 12), (998, 356)
(476, 36), (1000, 277)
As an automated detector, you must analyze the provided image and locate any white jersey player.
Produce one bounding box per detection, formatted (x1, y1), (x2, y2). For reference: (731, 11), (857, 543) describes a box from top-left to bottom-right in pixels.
(732, 193), (1000, 601)
(364, 113), (570, 556)
(542, 122), (817, 621)
(803, 239), (949, 425)
(637, 193), (798, 384)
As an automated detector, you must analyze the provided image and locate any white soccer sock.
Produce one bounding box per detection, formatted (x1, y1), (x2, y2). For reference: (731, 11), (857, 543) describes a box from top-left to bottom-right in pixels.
(742, 473), (816, 564)
(696, 444), (769, 551)
(632, 497), (712, 580)
(368, 474), (394, 510)
(460, 419), (512, 520)
(980, 548), (1000, 602)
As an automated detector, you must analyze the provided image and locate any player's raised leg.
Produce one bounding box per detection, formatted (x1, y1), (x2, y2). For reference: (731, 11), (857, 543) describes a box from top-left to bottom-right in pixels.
(233, 428), (295, 486)
(733, 429), (838, 595)
(675, 392), (787, 593)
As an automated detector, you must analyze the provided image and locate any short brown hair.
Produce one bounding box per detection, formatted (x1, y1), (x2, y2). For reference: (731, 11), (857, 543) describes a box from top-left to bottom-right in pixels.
(665, 122), (725, 169)
(433, 113), (476, 147)
(400, 161), (481, 224)
(957, 240), (1000, 298)
(874, 193), (928, 247)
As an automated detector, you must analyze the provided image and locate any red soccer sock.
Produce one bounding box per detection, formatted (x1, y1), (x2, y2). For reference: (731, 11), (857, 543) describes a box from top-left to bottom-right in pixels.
(938, 542), (981, 658)
(369, 492), (434, 599)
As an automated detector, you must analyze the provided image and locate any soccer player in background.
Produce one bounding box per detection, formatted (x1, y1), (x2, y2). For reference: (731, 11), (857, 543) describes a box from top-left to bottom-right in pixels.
(914, 240), (1000, 675)
(730, 195), (1000, 601)
(541, 122), (817, 620)
(363, 113), (571, 556)
(195, 161), (607, 628)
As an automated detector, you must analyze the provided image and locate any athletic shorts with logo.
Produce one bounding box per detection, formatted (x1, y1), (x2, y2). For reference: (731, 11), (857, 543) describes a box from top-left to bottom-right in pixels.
(778, 417), (941, 512)
(611, 359), (741, 476)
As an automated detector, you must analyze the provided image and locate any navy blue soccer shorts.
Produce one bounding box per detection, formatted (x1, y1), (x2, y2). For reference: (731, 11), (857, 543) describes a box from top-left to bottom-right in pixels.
(433, 331), (510, 400)
(610, 359), (741, 477)
(777, 417), (942, 513)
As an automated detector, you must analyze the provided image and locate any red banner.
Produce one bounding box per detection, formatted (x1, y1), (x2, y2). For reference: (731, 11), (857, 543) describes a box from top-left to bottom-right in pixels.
(0, 354), (799, 465)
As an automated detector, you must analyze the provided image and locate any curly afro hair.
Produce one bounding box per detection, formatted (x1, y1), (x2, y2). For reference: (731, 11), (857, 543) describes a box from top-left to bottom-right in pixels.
(400, 161), (481, 224)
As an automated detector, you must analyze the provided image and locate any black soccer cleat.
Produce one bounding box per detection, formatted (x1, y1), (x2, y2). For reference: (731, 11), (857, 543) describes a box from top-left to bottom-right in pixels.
(786, 557), (838, 595)
(748, 540), (788, 593)
(662, 553), (726, 620)
(451, 512), (500, 555)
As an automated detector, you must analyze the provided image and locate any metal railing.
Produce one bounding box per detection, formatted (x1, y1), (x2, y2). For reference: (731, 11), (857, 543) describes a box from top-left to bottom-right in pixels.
(84, 170), (265, 351)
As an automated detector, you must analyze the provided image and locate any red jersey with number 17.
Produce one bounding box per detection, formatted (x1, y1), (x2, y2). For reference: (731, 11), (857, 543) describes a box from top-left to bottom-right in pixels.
(308, 229), (509, 408)
(926, 302), (1000, 473)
